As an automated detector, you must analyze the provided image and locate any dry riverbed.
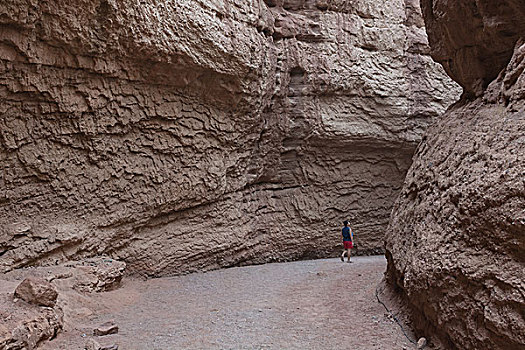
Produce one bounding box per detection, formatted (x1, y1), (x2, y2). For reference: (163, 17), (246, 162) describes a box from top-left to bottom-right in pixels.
(32, 255), (419, 349)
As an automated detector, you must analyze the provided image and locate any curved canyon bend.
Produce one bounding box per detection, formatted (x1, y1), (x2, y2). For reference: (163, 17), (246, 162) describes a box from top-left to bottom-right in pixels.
(1, 0), (524, 349)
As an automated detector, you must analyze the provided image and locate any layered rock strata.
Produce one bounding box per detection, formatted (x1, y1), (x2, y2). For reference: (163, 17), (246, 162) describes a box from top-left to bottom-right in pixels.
(0, 0), (459, 275)
(386, 1), (525, 349)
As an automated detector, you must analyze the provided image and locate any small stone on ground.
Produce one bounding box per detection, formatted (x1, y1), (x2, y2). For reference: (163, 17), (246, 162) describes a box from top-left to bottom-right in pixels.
(93, 321), (118, 336)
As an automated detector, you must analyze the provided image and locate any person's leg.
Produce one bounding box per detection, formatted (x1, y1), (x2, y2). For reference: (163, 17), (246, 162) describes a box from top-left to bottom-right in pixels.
(347, 248), (352, 262)
(341, 250), (346, 262)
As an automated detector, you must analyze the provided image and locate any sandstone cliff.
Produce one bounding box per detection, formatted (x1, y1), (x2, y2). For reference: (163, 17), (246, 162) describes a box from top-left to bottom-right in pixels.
(1, 0), (458, 275)
(386, 1), (525, 349)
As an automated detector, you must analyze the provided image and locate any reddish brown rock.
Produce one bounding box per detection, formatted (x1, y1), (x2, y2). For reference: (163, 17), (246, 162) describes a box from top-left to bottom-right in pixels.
(85, 339), (119, 350)
(71, 258), (126, 293)
(386, 1), (525, 349)
(93, 321), (118, 336)
(0, 258), (126, 349)
(420, 0), (525, 97)
(0, 293), (63, 350)
(0, 0), (459, 276)
(14, 277), (58, 307)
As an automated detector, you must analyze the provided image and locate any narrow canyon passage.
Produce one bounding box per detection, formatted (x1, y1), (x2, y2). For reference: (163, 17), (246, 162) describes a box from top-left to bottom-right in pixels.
(1, 0), (523, 348)
(42, 256), (412, 350)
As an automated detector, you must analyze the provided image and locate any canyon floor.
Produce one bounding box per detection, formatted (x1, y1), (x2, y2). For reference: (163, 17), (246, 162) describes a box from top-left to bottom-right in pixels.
(34, 255), (420, 350)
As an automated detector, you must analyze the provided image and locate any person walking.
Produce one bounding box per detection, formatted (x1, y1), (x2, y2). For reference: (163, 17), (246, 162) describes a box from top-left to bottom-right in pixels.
(340, 220), (354, 263)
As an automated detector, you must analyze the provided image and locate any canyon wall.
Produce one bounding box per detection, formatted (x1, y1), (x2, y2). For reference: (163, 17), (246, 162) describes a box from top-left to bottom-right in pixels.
(386, 0), (525, 349)
(0, 0), (458, 276)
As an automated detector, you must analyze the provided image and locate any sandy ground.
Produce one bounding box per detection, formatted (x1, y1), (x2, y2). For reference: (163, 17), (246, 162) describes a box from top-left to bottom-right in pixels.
(42, 256), (414, 350)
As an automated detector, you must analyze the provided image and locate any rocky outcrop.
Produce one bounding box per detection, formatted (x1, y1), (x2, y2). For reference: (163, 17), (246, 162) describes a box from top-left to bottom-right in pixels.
(420, 0), (525, 98)
(0, 305), (62, 350)
(0, 277), (63, 350)
(0, 257), (126, 349)
(386, 1), (525, 349)
(0, 0), (459, 275)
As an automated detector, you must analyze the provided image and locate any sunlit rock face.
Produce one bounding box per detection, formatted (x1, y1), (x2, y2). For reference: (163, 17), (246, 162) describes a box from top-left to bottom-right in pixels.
(386, 1), (525, 349)
(0, 0), (458, 275)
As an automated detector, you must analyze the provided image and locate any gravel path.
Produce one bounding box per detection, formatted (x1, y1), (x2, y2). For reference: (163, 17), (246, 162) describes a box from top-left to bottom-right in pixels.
(46, 256), (412, 349)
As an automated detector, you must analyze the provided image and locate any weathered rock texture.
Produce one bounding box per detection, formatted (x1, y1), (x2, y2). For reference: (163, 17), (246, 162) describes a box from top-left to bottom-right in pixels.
(0, 304), (62, 350)
(1, 0), (458, 275)
(14, 277), (58, 307)
(421, 0), (525, 98)
(0, 276), (63, 350)
(0, 257), (125, 349)
(386, 1), (525, 349)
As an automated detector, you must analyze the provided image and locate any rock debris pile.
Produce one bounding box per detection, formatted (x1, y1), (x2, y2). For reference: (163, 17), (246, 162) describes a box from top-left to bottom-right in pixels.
(0, 258), (125, 349)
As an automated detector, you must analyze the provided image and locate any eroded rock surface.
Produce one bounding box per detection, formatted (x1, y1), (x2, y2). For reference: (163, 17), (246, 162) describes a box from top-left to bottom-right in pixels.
(0, 278), (63, 350)
(0, 304), (62, 350)
(420, 0), (525, 97)
(0, 0), (459, 275)
(386, 1), (525, 349)
(14, 277), (58, 307)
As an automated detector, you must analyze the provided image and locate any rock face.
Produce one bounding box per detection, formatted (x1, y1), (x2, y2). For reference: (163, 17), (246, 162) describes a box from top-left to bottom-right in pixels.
(386, 1), (525, 349)
(0, 0), (459, 275)
(420, 0), (525, 98)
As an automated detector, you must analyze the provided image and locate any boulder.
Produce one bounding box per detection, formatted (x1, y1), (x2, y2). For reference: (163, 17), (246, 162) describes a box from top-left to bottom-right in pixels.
(85, 339), (119, 350)
(72, 258), (126, 293)
(0, 293), (63, 350)
(14, 277), (58, 307)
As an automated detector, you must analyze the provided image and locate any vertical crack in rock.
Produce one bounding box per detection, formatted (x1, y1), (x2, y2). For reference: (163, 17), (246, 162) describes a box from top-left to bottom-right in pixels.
(1, 0), (459, 276)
